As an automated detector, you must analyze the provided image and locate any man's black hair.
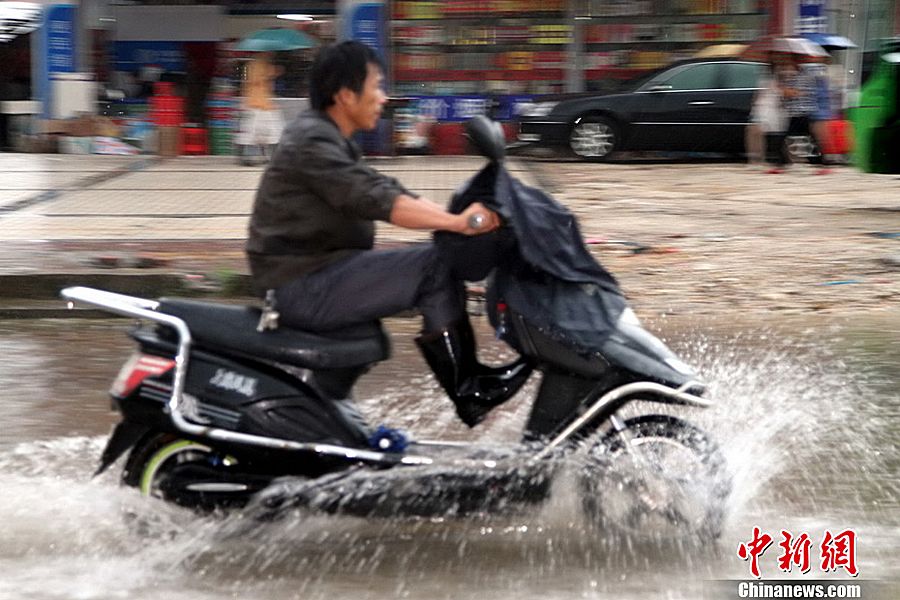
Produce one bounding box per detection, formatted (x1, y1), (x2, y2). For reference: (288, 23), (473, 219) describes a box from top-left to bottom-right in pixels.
(309, 41), (383, 110)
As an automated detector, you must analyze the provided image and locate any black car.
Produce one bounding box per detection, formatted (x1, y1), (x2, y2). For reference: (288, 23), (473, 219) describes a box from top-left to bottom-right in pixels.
(517, 59), (768, 160)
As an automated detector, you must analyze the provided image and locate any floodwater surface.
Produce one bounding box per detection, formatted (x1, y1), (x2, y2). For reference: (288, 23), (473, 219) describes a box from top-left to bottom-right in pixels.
(0, 312), (897, 600)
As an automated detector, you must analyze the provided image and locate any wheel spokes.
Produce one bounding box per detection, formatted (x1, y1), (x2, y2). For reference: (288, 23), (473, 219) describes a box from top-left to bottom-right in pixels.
(572, 122), (614, 156)
(582, 428), (724, 538)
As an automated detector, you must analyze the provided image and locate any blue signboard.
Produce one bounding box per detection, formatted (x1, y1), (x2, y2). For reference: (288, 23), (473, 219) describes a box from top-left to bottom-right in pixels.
(36, 4), (77, 118)
(112, 41), (186, 73)
(349, 3), (386, 62)
(341, 1), (389, 153)
(411, 95), (537, 122)
(46, 5), (75, 73)
(796, 0), (828, 34)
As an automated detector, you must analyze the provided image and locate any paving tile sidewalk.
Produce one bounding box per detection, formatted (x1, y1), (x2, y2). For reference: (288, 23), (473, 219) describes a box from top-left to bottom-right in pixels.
(0, 154), (535, 303)
(1, 153), (898, 317)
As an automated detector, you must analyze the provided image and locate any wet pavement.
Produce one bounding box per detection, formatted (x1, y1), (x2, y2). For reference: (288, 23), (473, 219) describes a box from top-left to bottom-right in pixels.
(0, 150), (898, 598)
(0, 313), (897, 600)
(526, 159), (900, 316)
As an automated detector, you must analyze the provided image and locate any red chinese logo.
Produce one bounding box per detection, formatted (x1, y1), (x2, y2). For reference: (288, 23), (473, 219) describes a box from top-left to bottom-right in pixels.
(821, 529), (858, 577)
(737, 527), (773, 578)
(737, 528), (858, 578)
(777, 530), (812, 574)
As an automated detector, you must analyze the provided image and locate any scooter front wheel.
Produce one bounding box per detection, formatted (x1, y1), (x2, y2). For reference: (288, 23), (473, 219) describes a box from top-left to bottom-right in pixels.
(579, 414), (730, 541)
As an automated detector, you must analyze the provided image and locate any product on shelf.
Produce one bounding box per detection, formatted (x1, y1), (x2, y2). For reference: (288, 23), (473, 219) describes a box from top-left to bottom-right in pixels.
(392, 1), (766, 96)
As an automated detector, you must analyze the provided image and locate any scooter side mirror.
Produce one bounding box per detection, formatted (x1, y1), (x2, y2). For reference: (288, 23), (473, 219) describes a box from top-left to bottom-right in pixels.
(465, 115), (506, 162)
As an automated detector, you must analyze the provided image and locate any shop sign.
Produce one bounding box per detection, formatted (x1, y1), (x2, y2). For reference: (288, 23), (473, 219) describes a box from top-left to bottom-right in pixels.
(349, 3), (386, 59)
(35, 4), (76, 118)
(45, 5), (75, 73)
(113, 41), (186, 73)
(796, 0), (828, 34)
(340, 1), (387, 63)
(411, 95), (536, 122)
(341, 1), (389, 153)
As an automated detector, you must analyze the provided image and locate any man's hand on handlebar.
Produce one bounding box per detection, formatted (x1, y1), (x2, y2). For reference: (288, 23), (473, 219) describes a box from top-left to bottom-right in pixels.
(458, 203), (501, 236)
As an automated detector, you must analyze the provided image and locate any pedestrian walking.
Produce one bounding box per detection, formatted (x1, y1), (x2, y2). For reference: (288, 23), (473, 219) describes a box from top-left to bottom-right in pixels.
(783, 53), (818, 168)
(805, 53), (837, 174)
(751, 52), (790, 173)
(236, 52), (285, 165)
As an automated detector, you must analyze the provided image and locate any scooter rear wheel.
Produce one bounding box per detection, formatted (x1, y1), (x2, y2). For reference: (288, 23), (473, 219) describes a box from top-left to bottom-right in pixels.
(123, 433), (252, 511)
(579, 414), (730, 541)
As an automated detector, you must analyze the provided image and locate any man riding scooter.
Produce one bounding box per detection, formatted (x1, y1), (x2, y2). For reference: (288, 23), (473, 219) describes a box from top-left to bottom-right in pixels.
(246, 41), (532, 427)
(65, 75), (723, 526)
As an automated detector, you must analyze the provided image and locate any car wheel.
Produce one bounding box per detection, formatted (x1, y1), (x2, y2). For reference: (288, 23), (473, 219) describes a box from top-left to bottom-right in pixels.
(786, 135), (820, 162)
(569, 116), (619, 161)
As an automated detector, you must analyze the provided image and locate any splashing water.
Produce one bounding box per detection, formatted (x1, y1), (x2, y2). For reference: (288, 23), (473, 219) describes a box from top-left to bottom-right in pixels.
(0, 316), (897, 599)
(655, 316), (900, 583)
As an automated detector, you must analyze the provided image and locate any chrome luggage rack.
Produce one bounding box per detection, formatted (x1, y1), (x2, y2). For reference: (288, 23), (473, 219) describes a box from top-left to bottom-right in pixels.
(61, 286), (434, 467)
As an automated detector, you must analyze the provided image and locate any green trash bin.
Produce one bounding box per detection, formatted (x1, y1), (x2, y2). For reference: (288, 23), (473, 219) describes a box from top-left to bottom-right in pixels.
(851, 38), (900, 173)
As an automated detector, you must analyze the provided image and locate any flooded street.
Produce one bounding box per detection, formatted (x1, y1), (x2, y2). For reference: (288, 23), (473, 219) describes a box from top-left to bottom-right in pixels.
(0, 313), (897, 600)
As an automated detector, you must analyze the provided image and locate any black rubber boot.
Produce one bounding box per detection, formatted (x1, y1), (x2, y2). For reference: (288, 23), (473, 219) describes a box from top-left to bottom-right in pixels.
(416, 319), (533, 427)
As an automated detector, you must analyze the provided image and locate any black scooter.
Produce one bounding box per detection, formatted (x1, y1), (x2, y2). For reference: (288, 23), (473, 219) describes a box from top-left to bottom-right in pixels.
(63, 118), (729, 539)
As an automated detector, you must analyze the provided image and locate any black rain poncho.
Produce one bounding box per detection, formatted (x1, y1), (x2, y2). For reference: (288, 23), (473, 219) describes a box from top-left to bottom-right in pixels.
(435, 162), (629, 355)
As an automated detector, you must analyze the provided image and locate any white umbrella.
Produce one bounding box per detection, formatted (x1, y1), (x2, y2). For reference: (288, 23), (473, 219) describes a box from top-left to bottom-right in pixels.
(803, 33), (857, 50)
(774, 37), (829, 57)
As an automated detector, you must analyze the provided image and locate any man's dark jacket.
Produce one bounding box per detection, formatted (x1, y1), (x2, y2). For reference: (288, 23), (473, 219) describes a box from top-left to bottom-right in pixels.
(247, 110), (414, 291)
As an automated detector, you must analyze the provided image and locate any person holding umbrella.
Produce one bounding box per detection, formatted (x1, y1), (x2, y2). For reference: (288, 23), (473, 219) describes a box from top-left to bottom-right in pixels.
(801, 32), (856, 114)
(744, 37), (830, 172)
(803, 33), (857, 172)
(754, 50), (796, 173)
(777, 39), (821, 170)
(235, 28), (317, 165)
(236, 52), (284, 165)
(805, 51), (837, 174)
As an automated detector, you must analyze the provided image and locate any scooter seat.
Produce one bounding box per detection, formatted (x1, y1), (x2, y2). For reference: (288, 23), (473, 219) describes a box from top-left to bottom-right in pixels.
(157, 298), (390, 370)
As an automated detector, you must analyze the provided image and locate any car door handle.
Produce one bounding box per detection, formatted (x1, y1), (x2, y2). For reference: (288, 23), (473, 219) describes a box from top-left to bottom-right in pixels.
(688, 101), (715, 106)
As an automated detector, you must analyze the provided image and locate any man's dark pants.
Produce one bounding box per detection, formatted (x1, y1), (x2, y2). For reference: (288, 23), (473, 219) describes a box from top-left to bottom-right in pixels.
(273, 244), (465, 333)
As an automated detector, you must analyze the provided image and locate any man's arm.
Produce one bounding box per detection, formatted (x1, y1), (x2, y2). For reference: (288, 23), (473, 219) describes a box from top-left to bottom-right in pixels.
(390, 195), (499, 236)
(290, 128), (499, 234)
(293, 132), (412, 222)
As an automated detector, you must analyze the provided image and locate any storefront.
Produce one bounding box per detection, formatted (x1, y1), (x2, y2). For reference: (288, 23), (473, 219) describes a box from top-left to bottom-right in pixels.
(3, 0), (897, 155)
(387, 0), (775, 153)
(1, 1), (333, 154)
(94, 4), (331, 154)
